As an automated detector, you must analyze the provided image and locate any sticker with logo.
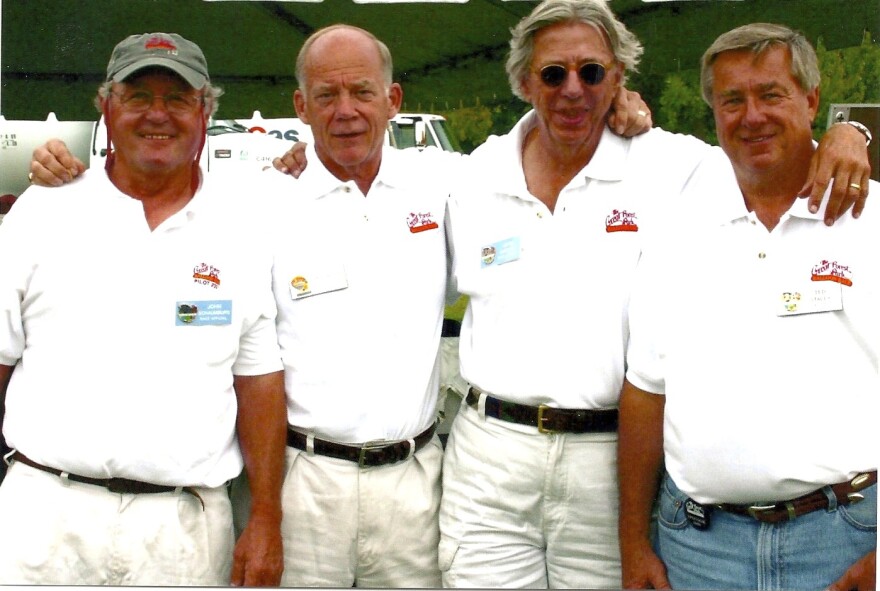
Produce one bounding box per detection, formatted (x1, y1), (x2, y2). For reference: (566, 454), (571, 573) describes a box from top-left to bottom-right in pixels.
(288, 268), (349, 300)
(407, 212), (439, 234)
(480, 237), (521, 268)
(605, 209), (639, 233)
(811, 259), (853, 287)
(290, 275), (310, 297)
(193, 263), (221, 289)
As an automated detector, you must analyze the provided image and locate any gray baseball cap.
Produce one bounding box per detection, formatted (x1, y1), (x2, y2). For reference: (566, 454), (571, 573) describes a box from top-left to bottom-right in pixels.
(106, 33), (209, 88)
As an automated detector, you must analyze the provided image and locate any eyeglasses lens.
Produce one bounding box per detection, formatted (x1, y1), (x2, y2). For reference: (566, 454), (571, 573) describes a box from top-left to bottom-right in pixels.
(539, 63), (607, 87)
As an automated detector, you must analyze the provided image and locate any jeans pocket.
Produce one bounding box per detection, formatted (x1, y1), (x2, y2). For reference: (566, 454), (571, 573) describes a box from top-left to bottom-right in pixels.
(839, 483), (877, 531)
(657, 476), (689, 530)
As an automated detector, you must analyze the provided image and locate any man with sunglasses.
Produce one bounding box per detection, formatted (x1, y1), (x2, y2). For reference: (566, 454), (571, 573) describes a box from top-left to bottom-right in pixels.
(438, 0), (870, 588)
(0, 33), (286, 586)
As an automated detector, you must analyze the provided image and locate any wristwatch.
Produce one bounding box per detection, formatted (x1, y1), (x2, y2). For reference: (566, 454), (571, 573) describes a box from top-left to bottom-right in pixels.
(844, 120), (872, 146)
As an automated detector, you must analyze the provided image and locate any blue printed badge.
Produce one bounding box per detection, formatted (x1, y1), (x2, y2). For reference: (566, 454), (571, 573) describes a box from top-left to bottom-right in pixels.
(480, 236), (521, 268)
(175, 300), (233, 326)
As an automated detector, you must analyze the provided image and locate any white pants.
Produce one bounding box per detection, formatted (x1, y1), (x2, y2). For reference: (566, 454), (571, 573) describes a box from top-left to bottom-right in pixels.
(0, 460), (233, 585)
(278, 436), (444, 588)
(439, 401), (621, 589)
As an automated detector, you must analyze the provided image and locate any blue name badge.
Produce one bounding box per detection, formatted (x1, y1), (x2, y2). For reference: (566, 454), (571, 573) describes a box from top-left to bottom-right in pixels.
(175, 300), (233, 326)
(480, 236), (521, 268)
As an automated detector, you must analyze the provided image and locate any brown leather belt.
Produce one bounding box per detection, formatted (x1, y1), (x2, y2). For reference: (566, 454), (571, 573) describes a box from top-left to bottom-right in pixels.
(10, 451), (204, 509)
(287, 423), (436, 468)
(466, 387), (618, 433)
(716, 471), (877, 524)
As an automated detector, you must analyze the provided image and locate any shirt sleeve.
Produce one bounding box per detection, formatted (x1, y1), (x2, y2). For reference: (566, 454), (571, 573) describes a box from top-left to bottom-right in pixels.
(231, 198), (284, 377)
(0, 190), (46, 366)
(624, 232), (668, 395)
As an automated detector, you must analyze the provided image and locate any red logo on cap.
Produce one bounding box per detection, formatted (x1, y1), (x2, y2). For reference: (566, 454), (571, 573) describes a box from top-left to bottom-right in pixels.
(144, 36), (177, 52)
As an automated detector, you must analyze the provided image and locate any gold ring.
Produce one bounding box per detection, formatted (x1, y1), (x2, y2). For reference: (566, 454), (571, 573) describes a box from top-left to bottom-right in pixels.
(28, 172), (34, 184)
(850, 182), (861, 191)
(637, 110), (648, 118)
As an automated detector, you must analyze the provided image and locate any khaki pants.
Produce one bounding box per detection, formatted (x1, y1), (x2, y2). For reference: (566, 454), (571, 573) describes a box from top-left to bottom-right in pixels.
(0, 460), (233, 585)
(440, 401), (622, 589)
(277, 437), (443, 588)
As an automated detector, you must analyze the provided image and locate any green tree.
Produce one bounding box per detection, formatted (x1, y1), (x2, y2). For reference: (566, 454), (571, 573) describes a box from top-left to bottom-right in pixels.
(815, 32), (880, 138)
(656, 70), (715, 144)
(443, 101), (495, 154)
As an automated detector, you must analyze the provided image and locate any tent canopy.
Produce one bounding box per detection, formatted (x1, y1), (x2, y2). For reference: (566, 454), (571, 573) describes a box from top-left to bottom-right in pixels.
(1, 0), (877, 120)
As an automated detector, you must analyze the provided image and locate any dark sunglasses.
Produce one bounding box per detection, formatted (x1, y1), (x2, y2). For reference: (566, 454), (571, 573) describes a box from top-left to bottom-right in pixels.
(539, 62), (609, 87)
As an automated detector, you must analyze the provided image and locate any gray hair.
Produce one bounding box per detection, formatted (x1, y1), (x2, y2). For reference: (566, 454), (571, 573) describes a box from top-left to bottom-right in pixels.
(295, 24), (394, 90)
(506, 0), (643, 101)
(95, 78), (223, 117)
(700, 23), (820, 105)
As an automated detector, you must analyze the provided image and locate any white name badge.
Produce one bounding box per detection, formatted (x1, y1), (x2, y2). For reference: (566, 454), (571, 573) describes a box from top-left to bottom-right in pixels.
(289, 266), (349, 300)
(776, 283), (843, 316)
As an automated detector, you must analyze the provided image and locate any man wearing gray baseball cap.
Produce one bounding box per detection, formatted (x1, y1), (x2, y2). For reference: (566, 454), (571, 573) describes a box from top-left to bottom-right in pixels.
(0, 32), (286, 586)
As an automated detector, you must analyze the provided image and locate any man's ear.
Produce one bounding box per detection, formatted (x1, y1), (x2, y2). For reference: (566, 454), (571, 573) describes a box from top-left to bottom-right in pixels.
(294, 90), (309, 124)
(806, 86), (820, 123)
(519, 76), (533, 105)
(387, 82), (403, 119)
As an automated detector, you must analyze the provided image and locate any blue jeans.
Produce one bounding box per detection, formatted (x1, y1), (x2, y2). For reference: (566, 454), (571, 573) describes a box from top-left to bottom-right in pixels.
(656, 473), (876, 590)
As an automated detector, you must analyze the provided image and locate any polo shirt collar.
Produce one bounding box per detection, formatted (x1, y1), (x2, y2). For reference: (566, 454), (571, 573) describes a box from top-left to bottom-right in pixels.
(495, 110), (629, 195)
(705, 147), (827, 227)
(298, 144), (407, 198)
(581, 127), (628, 182)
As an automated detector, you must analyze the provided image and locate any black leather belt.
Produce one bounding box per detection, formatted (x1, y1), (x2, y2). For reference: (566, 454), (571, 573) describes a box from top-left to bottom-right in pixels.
(466, 387), (618, 433)
(10, 451), (204, 509)
(287, 423), (436, 468)
(716, 471), (877, 524)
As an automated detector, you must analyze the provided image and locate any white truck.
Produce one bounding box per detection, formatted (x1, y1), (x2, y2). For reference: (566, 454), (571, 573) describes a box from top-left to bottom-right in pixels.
(0, 111), (459, 220)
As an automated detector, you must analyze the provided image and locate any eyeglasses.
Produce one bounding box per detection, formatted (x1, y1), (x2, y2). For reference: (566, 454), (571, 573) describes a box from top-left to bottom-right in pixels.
(111, 90), (204, 115)
(538, 62), (610, 87)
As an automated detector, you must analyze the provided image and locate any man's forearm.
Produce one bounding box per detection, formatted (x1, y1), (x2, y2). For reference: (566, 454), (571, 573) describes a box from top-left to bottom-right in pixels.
(618, 380), (666, 554)
(234, 371), (287, 521)
(231, 370), (287, 586)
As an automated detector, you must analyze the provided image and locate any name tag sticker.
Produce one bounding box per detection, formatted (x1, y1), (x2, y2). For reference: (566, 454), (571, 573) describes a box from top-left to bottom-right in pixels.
(481, 236), (521, 268)
(176, 300), (233, 326)
(777, 284), (842, 316)
(289, 267), (349, 300)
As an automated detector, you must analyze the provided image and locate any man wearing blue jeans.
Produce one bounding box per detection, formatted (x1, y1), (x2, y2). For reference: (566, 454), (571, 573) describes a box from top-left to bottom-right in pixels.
(618, 23), (876, 591)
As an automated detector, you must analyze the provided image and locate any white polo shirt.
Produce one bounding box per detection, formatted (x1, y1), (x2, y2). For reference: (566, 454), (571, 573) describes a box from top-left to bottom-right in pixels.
(259, 146), (453, 443)
(626, 148), (879, 504)
(448, 111), (711, 409)
(0, 169), (282, 487)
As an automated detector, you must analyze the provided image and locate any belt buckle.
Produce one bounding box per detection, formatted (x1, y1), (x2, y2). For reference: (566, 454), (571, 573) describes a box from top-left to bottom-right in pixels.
(358, 440), (390, 468)
(107, 477), (129, 494)
(537, 405), (559, 434)
(746, 503), (779, 520)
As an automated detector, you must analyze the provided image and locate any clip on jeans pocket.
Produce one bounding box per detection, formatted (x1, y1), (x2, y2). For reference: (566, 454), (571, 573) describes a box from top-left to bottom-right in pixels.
(685, 498), (711, 530)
